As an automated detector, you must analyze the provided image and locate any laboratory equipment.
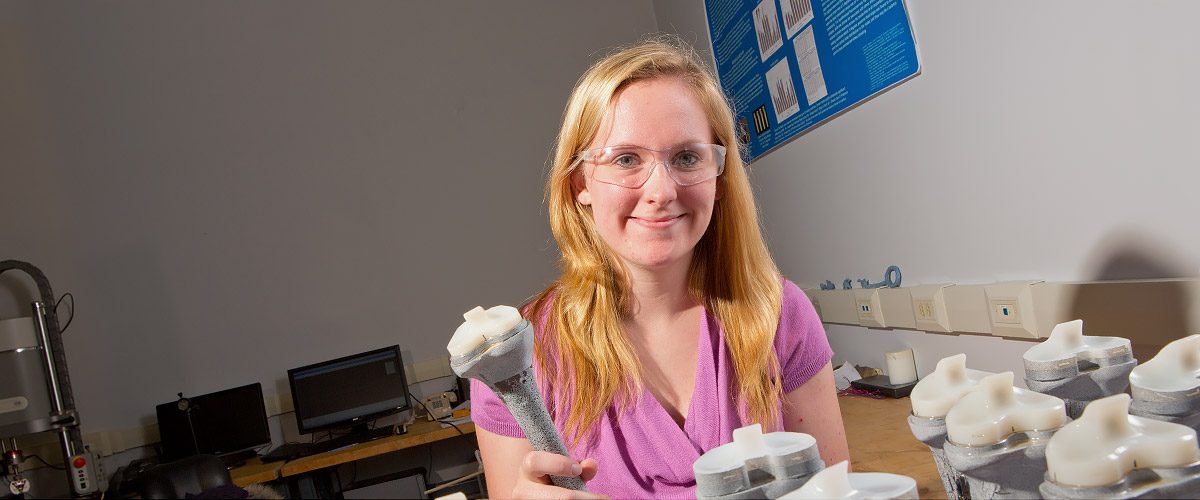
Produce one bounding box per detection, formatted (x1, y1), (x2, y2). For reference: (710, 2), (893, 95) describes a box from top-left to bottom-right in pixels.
(0, 260), (86, 496)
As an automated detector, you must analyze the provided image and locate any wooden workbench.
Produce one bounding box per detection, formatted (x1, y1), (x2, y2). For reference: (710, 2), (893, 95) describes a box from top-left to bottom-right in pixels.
(839, 394), (946, 499)
(235, 398), (941, 496)
(229, 419), (476, 487)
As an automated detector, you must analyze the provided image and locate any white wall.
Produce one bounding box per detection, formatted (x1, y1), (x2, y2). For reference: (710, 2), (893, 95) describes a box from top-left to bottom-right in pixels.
(0, 1), (659, 440)
(653, 0), (1200, 380)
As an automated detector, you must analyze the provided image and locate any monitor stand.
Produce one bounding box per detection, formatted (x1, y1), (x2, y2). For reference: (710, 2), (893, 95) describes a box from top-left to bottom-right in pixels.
(319, 423), (396, 451)
(219, 448), (259, 469)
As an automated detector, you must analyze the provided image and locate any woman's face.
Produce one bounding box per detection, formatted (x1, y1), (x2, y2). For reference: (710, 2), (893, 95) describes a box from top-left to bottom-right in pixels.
(573, 77), (721, 273)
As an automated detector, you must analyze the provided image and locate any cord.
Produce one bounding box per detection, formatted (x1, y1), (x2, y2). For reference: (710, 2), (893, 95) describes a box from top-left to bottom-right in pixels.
(426, 444), (434, 486)
(332, 465), (342, 493)
(837, 387), (887, 399)
(27, 455), (65, 471)
(54, 292), (74, 333)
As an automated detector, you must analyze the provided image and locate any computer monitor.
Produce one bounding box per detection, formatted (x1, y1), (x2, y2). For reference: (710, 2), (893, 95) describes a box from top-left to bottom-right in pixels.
(155, 382), (271, 464)
(287, 345), (411, 436)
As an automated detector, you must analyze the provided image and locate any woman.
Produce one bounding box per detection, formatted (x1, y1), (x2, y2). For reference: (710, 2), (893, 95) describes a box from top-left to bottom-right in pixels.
(472, 36), (848, 499)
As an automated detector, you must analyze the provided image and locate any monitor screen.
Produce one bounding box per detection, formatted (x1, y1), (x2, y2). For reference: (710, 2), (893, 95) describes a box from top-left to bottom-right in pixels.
(155, 382), (271, 462)
(287, 345), (411, 435)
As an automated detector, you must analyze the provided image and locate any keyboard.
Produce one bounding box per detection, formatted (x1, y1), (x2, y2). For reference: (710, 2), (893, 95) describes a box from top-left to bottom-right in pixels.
(261, 426), (395, 463)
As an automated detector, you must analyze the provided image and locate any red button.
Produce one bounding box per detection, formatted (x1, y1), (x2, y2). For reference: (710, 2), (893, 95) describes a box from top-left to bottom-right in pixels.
(73, 457), (86, 468)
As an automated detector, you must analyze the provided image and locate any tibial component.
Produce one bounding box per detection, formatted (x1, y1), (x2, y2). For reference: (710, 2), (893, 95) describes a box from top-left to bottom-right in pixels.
(446, 305), (522, 357)
(1023, 320), (1136, 419)
(777, 461), (917, 500)
(1129, 334), (1200, 424)
(693, 423), (825, 500)
(910, 354), (994, 419)
(1040, 393), (1200, 499)
(945, 372), (1068, 447)
(907, 354), (993, 500)
(943, 372), (1068, 499)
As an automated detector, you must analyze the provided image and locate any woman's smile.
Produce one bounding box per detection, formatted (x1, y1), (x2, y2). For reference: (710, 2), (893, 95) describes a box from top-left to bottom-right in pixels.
(628, 213), (686, 228)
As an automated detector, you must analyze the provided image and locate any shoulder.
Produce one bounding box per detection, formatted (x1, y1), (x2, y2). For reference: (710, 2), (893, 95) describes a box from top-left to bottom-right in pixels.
(774, 277), (833, 391)
(777, 278), (819, 326)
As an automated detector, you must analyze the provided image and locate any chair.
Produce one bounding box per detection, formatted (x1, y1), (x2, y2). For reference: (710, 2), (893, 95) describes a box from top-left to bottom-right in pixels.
(137, 454), (233, 499)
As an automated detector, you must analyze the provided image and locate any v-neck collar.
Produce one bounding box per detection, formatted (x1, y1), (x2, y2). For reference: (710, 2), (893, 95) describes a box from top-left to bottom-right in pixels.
(636, 305), (717, 451)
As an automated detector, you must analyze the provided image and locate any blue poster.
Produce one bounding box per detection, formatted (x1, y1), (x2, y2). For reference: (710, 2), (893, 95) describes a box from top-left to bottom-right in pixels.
(706, 0), (921, 161)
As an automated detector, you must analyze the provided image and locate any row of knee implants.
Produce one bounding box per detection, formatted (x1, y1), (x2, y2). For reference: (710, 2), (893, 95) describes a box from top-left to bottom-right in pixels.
(909, 320), (1200, 499)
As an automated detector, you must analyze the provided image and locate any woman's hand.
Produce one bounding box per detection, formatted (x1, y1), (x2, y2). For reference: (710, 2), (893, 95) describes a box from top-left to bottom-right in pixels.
(478, 428), (608, 499)
(509, 450), (607, 499)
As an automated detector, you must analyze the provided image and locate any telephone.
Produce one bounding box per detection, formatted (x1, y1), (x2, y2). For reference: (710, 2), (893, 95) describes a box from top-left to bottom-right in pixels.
(419, 391), (457, 421)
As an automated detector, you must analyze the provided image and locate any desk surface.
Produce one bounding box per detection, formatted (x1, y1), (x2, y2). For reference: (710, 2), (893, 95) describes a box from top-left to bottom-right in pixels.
(839, 394), (945, 499)
(234, 398), (939, 495)
(230, 419), (477, 487)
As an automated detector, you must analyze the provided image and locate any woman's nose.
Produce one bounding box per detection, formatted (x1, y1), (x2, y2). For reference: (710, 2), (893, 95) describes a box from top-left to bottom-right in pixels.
(641, 161), (678, 203)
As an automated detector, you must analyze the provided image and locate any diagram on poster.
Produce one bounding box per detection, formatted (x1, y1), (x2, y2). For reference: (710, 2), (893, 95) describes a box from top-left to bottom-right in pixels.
(706, 0), (921, 161)
(766, 59), (800, 123)
(793, 26), (827, 105)
(780, 0), (814, 38)
(753, 0), (784, 62)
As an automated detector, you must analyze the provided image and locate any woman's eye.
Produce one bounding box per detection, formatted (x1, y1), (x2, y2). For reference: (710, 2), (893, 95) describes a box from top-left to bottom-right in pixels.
(612, 154), (641, 168)
(672, 152), (701, 169)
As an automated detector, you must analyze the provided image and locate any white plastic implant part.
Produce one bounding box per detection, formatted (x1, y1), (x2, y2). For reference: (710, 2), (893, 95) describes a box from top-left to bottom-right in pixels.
(1129, 334), (1200, 393)
(944, 372), (1068, 446)
(778, 461), (918, 500)
(909, 354), (994, 418)
(1022, 319), (1131, 363)
(779, 461), (854, 499)
(1045, 393), (1200, 488)
(733, 423), (769, 460)
(446, 305), (523, 357)
(692, 424), (817, 475)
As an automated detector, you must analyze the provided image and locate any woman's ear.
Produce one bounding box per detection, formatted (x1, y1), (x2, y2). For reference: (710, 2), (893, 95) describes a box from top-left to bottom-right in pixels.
(714, 177), (724, 201)
(572, 169), (592, 206)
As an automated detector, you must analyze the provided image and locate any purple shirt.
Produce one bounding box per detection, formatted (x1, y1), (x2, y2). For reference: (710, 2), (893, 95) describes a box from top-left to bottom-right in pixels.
(472, 279), (833, 499)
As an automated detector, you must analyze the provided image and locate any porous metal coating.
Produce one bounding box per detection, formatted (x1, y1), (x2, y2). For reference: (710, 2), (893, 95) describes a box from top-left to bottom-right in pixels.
(1039, 462), (1200, 499)
(907, 414), (968, 500)
(943, 429), (1058, 499)
(450, 320), (586, 491)
(1025, 360), (1136, 420)
(695, 443), (824, 500)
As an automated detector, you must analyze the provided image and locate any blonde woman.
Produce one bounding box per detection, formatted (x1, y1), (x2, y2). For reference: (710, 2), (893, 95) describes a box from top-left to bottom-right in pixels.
(472, 37), (848, 499)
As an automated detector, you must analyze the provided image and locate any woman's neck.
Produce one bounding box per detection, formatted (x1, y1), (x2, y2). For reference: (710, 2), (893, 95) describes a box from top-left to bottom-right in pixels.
(623, 256), (696, 317)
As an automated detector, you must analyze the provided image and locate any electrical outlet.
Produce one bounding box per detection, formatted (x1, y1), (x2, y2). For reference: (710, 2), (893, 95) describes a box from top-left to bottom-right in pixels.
(914, 299), (936, 321)
(910, 284), (954, 333)
(853, 289), (887, 328)
(991, 301), (1021, 324)
(857, 300), (873, 318)
(983, 281), (1044, 338)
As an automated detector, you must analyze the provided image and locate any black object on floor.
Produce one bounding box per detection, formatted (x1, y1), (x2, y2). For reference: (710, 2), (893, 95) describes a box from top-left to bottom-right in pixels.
(850, 375), (918, 398)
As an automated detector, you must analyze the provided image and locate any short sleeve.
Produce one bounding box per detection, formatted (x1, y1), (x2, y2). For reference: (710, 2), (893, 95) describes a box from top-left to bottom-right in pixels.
(469, 378), (526, 438)
(775, 279), (834, 394)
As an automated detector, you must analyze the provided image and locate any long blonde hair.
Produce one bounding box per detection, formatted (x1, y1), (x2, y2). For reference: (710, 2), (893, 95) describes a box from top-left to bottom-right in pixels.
(530, 36), (784, 446)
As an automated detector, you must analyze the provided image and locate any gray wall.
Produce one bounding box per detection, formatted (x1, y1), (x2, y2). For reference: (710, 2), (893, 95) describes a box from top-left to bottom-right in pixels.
(653, 0), (1200, 378)
(1, 1), (659, 438)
